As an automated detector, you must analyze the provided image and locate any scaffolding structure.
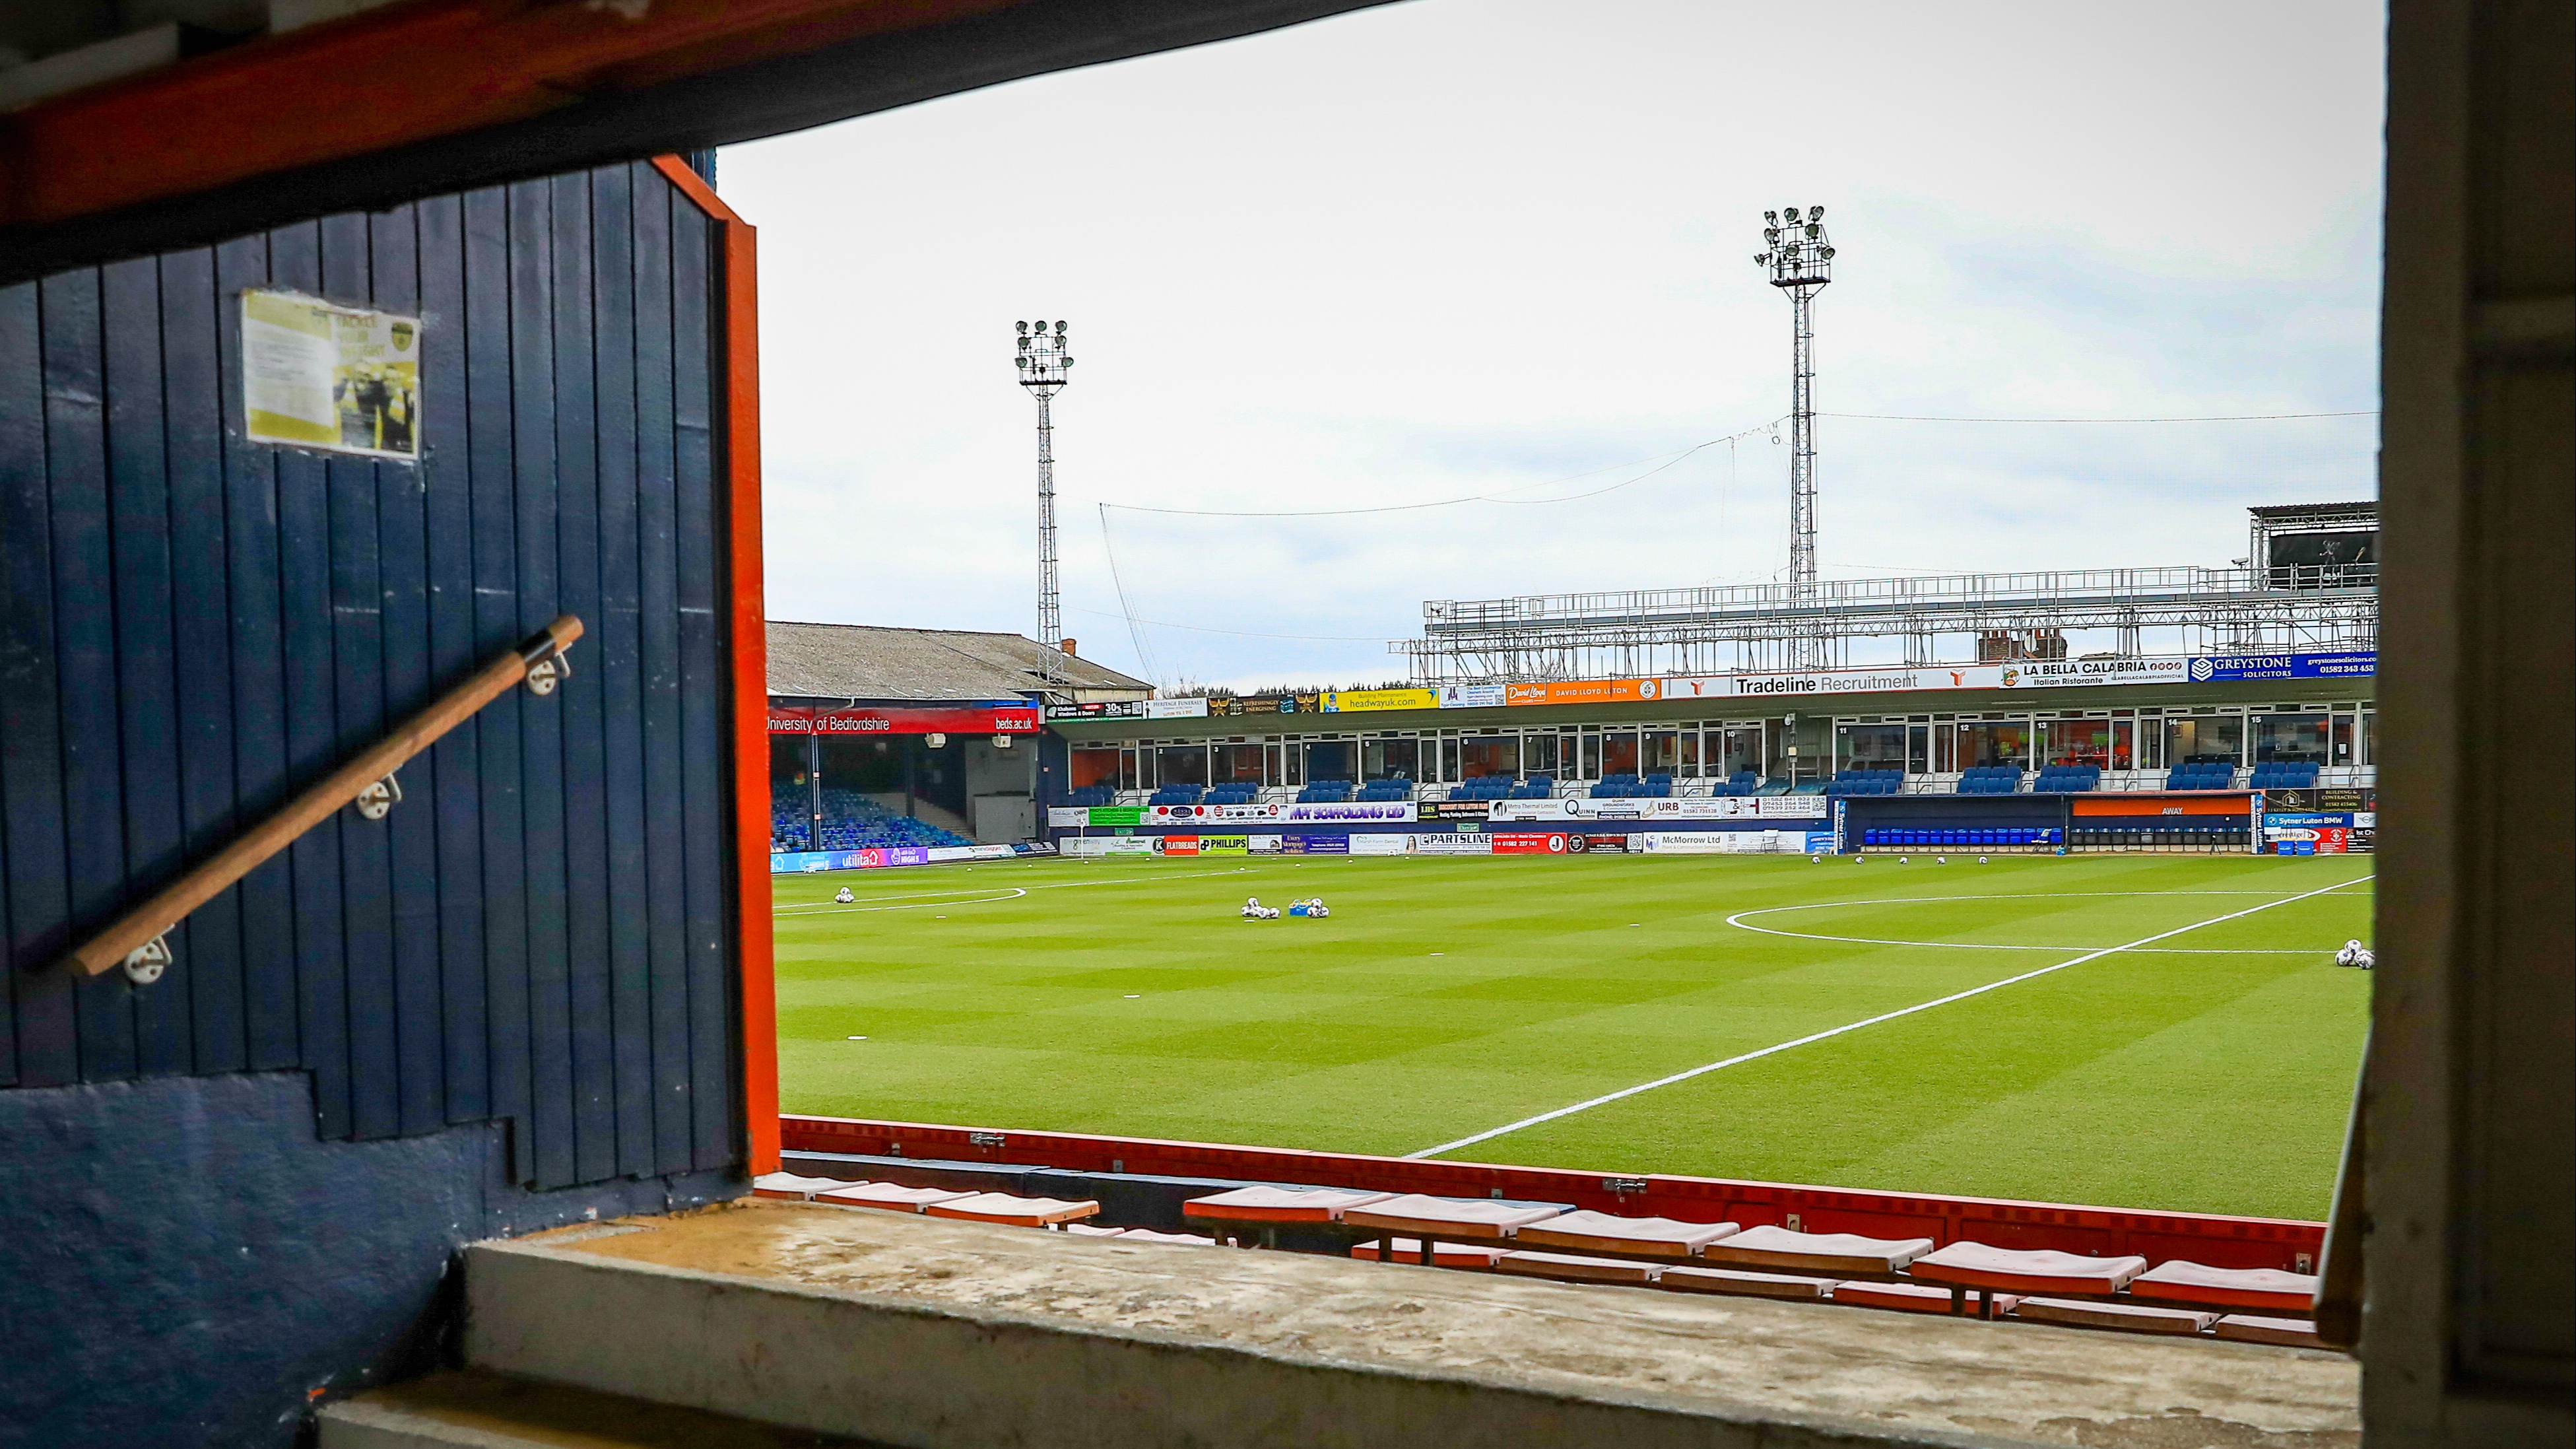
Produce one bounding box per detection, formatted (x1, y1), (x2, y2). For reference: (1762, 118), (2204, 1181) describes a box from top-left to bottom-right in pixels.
(1393, 563), (2379, 684)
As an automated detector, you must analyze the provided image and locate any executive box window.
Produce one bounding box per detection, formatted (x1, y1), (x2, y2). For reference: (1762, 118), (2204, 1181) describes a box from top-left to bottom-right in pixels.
(2044, 718), (2119, 768)
(1527, 733), (1560, 776)
(1602, 730), (1640, 777)
(1579, 732), (1602, 780)
(1215, 743), (1265, 783)
(2357, 708), (2375, 766)
(1304, 739), (1353, 782)
(1956, 720), (2031, 770)
(1461, 735), (1519, 779)
(1836, 722), (1906, 772)
(1713, 725), (1763, 778)
(2165, 714), (2245, 766)
(2255, 712), (2331, 766)
(1678, 728), (1701, 776)
(1362, 736), (1420, 782)
(1069, 747), (1121, 790)
(1156, 744), (1209, 786)
(1643, 729), (1680, 776)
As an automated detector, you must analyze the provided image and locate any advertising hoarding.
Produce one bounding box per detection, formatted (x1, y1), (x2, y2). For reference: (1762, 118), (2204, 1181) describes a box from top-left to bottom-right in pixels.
(1348, 833), (1407, 856)
(1486, 795), (1828, 823)
(770, 704), (1041, 736)
(2188, 651), (2378, 682)
(1566, 834), (1629, 853)
(1437, 683), (1508, 708)
(1196, 836), (1250, 856)
(1504, 678), (1657, 707)
(1410, 832), (1493, 855)
(1286, 834), (1353, 854)
(1490, 832), (1570, 855)
(1322, 688), (1439, 713)
(1144, 697), (1211, 720)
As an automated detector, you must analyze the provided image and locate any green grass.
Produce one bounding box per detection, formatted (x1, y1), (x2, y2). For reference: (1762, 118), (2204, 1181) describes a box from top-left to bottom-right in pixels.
(773, 852), (2372, 1219)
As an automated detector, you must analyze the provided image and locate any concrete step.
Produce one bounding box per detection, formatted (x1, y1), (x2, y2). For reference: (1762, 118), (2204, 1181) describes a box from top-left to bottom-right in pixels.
(447, 1200), (2360, 1449)
(317, 1367), (886, 1448)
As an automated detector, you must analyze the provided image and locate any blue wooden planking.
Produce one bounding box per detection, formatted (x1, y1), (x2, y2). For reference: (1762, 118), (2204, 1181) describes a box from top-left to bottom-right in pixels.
(160, 246), (248, 1077)
(464, 186), (531, 1174)
(42, 269), (140, 1081)
(669, 201), (735, 1170)
(321, 213), (399, 1141)
(591, 164), (657, 1179)
(367, 207), (447, 1137)
(510, 178), (576, 1189)
(630, 168), (694, 1175)
(0, 279), (74, 1085)
(550, 172), (617, 1186)
(3, 163), (741, 1184)
(268, 220), (354, 1140)
(100, 255), (191, 1077)
(416, 192), (488, 1126)
(212, 234), (302, 1073)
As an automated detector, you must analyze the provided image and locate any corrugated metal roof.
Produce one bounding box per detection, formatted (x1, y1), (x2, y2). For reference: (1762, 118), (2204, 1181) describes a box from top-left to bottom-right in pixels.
(766, 621), (1148, 702)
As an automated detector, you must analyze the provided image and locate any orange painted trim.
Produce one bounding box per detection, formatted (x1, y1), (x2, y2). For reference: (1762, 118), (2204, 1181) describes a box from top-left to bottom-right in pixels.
(0, 0), (1026, 230)
(658, 155), (779, 1176)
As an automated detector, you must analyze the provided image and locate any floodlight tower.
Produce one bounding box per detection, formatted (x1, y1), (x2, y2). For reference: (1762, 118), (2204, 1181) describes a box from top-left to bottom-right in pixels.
(1754, 205), (1834, 665)
(1014, 320), (1073, 688)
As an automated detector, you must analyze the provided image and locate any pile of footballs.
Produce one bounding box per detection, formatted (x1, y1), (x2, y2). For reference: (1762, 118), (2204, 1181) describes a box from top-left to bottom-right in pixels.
(1241, 896), (1330, 920)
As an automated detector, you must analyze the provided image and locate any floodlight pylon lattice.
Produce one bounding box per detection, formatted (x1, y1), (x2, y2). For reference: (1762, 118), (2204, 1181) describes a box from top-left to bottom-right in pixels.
(1756, 206), (1835, 668)
(1014, 320), (1072, 690)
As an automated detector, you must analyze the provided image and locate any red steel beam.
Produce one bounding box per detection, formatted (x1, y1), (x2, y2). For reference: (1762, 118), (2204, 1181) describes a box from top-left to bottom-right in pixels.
(655, 155), (781, 1177)
(782, 1115), (2329, 1271)
(0, 0), (1026, 231)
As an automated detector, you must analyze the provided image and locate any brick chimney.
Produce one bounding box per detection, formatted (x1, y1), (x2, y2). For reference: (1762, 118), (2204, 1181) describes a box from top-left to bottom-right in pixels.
(1059, 638), (1077, 657)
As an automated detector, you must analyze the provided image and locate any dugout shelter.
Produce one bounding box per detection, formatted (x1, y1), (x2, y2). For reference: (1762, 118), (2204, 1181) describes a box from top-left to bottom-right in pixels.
(0, 2), (2563, 1446)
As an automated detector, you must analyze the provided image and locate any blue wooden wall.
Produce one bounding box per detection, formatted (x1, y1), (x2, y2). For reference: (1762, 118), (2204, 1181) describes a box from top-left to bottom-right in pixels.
(0, 160), (743, 1192)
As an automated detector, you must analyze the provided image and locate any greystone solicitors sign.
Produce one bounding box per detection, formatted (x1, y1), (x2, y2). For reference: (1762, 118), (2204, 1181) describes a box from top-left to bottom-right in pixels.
(2187, 651), (2378, 683)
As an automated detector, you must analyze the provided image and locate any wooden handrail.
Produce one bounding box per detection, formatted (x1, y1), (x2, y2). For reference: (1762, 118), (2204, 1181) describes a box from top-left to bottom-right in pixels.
(63, 615), (583, 980)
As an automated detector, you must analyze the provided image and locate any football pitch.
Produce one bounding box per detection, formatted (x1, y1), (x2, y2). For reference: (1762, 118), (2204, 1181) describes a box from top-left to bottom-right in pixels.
(772, 853), (2372, 1221)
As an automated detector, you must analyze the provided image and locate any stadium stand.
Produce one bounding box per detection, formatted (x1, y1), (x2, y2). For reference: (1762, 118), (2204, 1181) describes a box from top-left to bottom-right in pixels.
(1065, 784), (1118, 808)
(777, 788), (977, 852)
(1356, 778), (1417, 802)
(1703, 770), (1762, 797)
(1861, 826), (2063, 849)
(1505, 774), (1556, 800)
(1202, 783), (1263, 805)
(1296, 780), (1353, 804)
(2247, 762), (2323, 791)
(1826, 768), (1903, 797)
(2164, 761), (2239, 790)
(1954, 765), (2025, 795)
(1587, 773), (1674, 799)
(925, 1192), (1103, 1229)
(2033, 764), (2102, 792)
(1148, 784), (1205, 807)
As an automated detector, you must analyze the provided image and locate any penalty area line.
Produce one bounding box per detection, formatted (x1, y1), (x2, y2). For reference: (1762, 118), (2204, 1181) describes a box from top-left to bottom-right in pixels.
(1406, 872), (2373, 1160)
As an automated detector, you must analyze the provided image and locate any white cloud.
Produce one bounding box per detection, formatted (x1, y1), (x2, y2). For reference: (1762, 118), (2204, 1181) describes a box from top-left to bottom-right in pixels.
(725, 0), (2385, 689)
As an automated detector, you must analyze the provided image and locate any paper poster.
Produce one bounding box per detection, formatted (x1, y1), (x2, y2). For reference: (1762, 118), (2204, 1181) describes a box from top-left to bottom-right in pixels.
(241, 290), (422, 459)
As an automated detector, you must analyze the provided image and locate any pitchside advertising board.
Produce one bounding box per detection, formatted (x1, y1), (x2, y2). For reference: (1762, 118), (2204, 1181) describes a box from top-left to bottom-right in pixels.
(770, 843), (1018, 873)
(1486, 795), (1829, 823)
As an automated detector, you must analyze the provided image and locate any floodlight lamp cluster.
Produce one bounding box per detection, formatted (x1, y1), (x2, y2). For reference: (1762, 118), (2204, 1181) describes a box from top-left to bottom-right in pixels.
(1013, 318), (1073, 389)
(1754, 204), (1834, 286)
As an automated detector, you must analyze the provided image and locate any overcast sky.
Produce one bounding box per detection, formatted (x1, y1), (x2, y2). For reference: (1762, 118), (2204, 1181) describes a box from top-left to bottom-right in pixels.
(721, 0), (2386, 691)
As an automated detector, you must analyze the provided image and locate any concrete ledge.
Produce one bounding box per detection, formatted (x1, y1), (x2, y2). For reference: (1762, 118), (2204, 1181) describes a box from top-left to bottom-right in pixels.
(466, 1202), (2360, 1449)
(318, 1367), (890, 1448)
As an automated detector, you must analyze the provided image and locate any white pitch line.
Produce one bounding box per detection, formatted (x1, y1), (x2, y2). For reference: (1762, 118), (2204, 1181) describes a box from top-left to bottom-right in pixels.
(1726, 892), (2352, 954)
(1406, 874), (2373, 1160)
